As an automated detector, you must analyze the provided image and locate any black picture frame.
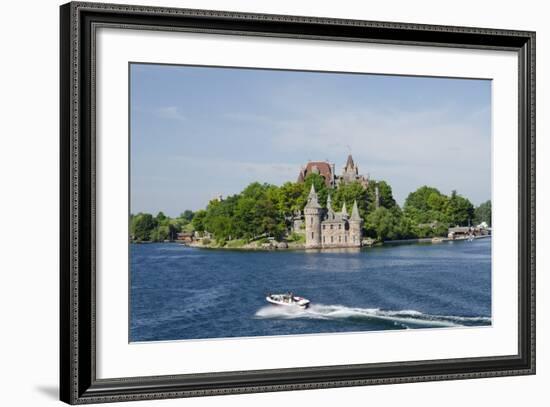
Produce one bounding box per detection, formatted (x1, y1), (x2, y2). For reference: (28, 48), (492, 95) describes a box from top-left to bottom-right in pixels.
(60, 1), (536, 404)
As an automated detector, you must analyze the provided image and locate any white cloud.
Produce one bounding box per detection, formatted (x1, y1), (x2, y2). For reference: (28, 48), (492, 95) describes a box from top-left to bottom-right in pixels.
(272, 106), (488, 163)
(266, 105), (491, 205)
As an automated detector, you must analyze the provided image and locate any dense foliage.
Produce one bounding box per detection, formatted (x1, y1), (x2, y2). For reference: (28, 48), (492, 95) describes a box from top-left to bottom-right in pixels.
(131, 175), (488, 244)
(130, 211), (194, 242)
(401, 186), (476, 238)
(474, 200), (492, 226)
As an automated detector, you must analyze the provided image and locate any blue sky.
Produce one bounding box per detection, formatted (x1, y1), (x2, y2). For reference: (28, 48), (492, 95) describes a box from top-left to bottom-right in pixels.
(130, 63), (491, 217)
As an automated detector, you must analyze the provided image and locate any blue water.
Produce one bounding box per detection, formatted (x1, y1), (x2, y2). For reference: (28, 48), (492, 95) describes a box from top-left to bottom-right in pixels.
(130, 239), (491, 342)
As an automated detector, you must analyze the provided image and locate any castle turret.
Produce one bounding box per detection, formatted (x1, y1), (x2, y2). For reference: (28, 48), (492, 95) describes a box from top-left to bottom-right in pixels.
(304, 185), (323, 248)
(343, 154), (359, 179)
(341, 202), (348, 218)
(345, 154), (355, 170)
(350, 200), (361, 221)
(349, 200), (363, 246)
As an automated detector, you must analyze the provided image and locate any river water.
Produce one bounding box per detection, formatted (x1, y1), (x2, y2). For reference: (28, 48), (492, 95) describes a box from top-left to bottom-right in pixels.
(130, 238), (491, 342)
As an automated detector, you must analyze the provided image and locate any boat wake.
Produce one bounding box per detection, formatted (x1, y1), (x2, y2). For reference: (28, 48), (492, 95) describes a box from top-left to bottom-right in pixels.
(254, 304), (491, 329)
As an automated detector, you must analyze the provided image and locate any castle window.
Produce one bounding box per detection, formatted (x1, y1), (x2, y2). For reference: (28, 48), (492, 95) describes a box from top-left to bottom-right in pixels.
(331, 236), (334, 243)
(339, 224), (342, 230)
(311, 232), (314, 239)
(339, 236), (341, 242)
(310, 217), (313, 225)
(330, 224), (333, 230)
(323, 225), (325, 230)
(323, 236), (325, 243)
(345, 236), (347, 242)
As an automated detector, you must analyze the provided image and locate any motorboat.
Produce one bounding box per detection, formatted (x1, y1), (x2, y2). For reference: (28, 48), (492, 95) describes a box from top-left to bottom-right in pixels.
(266, 293), (310, 309)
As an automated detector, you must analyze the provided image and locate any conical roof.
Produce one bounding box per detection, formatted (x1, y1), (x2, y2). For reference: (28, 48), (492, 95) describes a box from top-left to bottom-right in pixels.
(345, 154), (355, 169)
(341, 201), (348, 216)
(305, 184), (322, 209)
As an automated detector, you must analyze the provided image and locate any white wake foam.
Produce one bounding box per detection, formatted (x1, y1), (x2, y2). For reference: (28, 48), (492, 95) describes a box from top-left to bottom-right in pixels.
(254, 304), (491, 329)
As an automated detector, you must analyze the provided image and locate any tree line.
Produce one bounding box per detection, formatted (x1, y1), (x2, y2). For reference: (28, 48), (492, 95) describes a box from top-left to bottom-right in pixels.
(130, 210), (194, 242)
(130, 173), (491, 243)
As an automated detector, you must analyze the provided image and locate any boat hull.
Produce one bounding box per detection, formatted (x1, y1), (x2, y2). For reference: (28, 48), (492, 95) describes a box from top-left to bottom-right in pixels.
(265, 295), (310, 309)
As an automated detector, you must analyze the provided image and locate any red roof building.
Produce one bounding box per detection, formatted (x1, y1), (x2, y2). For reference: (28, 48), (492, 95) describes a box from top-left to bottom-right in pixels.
(297, 161), (335, 187)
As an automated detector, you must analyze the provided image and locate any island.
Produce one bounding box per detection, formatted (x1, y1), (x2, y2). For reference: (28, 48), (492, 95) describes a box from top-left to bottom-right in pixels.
(130, 154), (492, 250)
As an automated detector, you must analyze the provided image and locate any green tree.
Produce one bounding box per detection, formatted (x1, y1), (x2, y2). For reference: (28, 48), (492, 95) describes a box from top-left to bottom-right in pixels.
(204, 196), (238, 242)
(404, 186), (444, 213)
(445, 190), (474, 226)
(474, 200), (492, 226)
(427, 192), (448, 212)
(191, 209), (207, 232)
(277, 181), (305, 218)
(181, 222), (195, 233)
(397, 215), (416, 239)
(180, 210), (195, 222)
(231, 183), (285, 241)
(365, 207), (403, 241)
(131, 213), (157, 241)
(151, 224), (171, 242)
(404, 186), (449, 225)
(167, 221), (180, 240)
(233, 196), (258, 239)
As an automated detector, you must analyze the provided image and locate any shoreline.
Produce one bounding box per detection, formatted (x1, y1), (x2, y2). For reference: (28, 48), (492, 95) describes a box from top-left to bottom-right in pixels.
(132, 234), (491, 251)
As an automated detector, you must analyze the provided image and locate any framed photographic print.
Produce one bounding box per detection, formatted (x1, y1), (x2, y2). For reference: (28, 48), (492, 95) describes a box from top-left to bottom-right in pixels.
(60, 1), (536, 404)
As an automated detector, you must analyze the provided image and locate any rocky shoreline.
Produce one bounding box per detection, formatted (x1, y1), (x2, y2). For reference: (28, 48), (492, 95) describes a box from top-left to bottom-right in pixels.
(186, 240), (305, 251)
(184, 236), (379, 251)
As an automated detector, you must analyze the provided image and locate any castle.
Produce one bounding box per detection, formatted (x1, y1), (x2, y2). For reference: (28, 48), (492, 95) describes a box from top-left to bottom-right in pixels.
(297, 154), (369, 189)
(304, 184), (363, 249)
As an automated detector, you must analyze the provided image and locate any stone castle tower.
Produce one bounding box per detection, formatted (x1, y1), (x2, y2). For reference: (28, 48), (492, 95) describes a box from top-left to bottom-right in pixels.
(304, 184), (322, 248)
(304, 185), (363, 249)
(348, 200), (363, 246)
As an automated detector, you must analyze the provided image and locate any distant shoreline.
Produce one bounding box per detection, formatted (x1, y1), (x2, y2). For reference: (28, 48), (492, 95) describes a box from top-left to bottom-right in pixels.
(383, 235), (491, 245)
